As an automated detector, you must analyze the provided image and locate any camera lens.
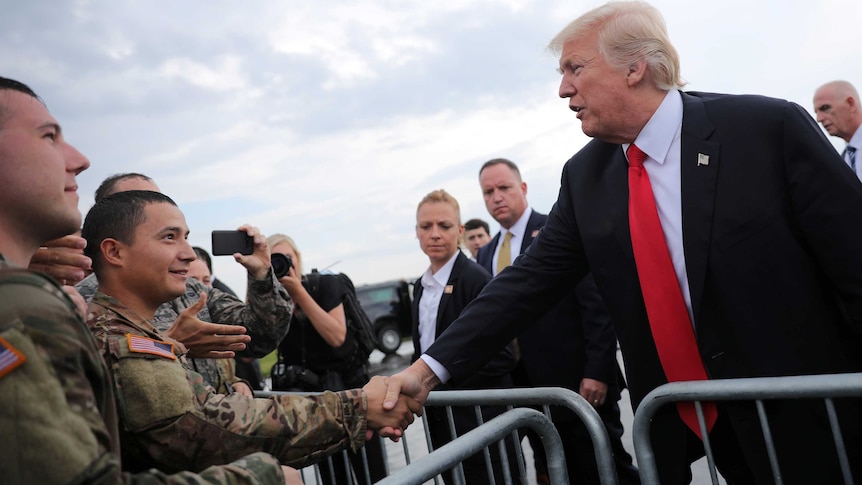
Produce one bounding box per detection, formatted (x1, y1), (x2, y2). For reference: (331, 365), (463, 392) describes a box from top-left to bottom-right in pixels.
(271, 253), (293, 279)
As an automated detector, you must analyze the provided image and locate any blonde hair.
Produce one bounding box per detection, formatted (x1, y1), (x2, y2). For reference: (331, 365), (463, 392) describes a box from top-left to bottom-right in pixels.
(266, 233), (303, 274)
(548, 1), (684, 90)
(417, 189), (462, 223)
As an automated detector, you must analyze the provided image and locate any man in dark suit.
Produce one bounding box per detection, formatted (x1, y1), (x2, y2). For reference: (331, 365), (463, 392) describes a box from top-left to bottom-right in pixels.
(476, 158), (638, 485)
(384, 2), (862, 484)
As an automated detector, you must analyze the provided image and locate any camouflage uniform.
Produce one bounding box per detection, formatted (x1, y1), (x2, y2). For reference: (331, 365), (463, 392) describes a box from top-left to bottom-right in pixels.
(77, 271), (293, 393)
(87, 291), (367, 473)
(0, 258), (285, 484)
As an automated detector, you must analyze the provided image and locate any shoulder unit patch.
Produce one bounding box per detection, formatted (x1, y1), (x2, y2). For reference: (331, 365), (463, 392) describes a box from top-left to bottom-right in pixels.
(127, 334), (176, 360)
(0, 336), (26, 378)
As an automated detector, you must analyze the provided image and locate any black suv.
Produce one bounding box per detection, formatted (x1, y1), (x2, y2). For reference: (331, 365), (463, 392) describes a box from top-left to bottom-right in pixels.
(355, 279), (413, 354)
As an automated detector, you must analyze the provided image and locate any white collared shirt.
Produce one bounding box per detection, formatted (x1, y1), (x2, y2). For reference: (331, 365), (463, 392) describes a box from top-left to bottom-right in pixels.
(623, 90), (695, 325)
(492, 205), (532, 275)
(417, 252), (458, 353)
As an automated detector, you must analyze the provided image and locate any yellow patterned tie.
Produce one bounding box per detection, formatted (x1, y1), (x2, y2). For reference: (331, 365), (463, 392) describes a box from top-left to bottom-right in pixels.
(495, 231), (513, 275)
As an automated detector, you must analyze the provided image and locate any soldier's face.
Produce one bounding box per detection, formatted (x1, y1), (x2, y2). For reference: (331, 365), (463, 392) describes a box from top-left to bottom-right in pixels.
(123, 202), (196, 306)
(0, 90), (90, 243)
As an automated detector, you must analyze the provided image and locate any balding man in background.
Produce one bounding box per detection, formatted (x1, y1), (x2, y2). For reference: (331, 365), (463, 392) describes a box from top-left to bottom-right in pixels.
(814, 80), (862, 180)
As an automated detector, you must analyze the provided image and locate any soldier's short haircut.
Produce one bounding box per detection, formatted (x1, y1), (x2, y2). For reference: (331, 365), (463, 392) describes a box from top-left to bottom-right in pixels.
(0, 76), (43, 129)
(82, 190), (177, 273)
(94, 173), (156, 202)
(464, 218), (490, 235)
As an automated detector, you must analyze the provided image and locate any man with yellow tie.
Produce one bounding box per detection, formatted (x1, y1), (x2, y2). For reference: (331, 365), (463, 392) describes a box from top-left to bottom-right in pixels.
(475, 158), (639, 485)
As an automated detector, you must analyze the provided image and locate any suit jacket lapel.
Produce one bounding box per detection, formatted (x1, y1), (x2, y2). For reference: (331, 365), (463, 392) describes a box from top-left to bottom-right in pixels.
(679, 92), (720, 323)
(436, 252), (463, 335)
(411, 281), (423, 357)
(523, 210), (543, 250)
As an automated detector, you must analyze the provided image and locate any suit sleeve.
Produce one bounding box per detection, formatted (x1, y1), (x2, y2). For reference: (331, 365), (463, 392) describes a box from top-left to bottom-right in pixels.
(425, 164), (591, 382)
(781, 102), (862, 331)
(574, 274), (618, 385)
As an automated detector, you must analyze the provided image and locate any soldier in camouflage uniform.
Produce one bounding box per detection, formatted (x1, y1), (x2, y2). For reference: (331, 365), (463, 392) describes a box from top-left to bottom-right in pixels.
(78, 262), (292, 394)
(76, 175), (293, 394)
(82, 190), (420, 474)
(0, 76), (286, 483)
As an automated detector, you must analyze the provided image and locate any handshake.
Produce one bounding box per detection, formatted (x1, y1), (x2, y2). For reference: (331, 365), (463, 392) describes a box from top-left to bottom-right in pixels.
(365, 360), (442, 441)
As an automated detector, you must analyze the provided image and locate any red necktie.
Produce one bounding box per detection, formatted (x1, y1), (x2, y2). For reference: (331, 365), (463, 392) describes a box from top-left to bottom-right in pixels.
(627, 143), (717, 439)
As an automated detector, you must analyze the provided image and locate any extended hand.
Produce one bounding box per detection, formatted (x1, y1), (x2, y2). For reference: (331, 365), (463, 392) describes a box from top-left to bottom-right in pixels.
(30, 235), (92, 285)
(363, 376), (423, 441)
(579, 377), (608, 407)
(233, 224), (271, 280)
(164, 292), (251, 358)
(384, 360), (439, 410)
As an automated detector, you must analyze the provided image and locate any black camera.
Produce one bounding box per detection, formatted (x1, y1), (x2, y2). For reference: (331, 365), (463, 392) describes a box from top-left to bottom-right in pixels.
(270, 253), (293, 279)
(270, 363), (319, 391)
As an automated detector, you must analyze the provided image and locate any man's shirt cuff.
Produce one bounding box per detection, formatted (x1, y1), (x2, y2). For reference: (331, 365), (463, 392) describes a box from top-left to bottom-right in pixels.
(419, 354), (450, 383)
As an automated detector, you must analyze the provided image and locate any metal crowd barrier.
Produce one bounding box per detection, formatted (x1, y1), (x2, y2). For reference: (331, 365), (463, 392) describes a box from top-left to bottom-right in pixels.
(260, 386), (619, 485)
(631, 372), (862, 485)
(376, 408), (566, 485)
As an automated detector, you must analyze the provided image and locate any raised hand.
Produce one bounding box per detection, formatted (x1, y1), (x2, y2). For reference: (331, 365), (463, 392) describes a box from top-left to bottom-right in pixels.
(233, 224), (271, 280)
(164, 292), (252, 358)
(30, 234), (92, 285)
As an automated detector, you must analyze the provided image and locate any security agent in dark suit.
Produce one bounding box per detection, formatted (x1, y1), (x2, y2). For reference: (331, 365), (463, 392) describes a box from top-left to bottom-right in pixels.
(411, 189), (520, 484)
(477, 159), (638, 485)
(385, 2), (862, 484)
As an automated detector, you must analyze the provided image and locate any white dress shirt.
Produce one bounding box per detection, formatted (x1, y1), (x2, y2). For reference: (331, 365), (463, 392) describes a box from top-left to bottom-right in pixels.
(418, 252), (457, 354)
(623, 89), (695, 325)
(844, 125), (862, 181)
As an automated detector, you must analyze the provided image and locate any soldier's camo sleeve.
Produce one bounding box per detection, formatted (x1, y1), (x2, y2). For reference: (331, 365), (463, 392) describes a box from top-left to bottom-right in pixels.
(0, 272), (284, 485)
(204, 271), (293, 357)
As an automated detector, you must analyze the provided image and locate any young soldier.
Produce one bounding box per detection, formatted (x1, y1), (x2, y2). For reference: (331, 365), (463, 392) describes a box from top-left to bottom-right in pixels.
(81, 190), (420, 473)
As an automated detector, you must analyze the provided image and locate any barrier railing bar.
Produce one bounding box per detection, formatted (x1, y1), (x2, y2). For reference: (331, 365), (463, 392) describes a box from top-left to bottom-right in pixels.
(825, 398), (853, 485)
(693, 401), (719, 485)
(375, 408), (569, 485)
(632, 373), (862, 485)
(425, 387), (618, 485)
(754, 399), (782, 485)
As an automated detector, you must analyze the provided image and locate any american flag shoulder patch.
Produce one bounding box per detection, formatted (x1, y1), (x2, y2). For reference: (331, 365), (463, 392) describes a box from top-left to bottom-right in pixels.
(126, 334), (176, 360)
(0, 336), (26, 379)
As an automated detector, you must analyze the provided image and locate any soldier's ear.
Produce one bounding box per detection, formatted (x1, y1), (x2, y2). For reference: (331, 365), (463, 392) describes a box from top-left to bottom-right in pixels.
(100, 238), (125, 267)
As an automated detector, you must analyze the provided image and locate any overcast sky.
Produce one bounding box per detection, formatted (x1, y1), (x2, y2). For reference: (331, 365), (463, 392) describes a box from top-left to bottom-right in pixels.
(3, 0), (860, 294)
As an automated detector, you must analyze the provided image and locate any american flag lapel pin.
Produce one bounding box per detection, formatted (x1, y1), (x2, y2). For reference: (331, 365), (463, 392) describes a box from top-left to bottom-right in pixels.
(531, 229), (540, 238)
(444, 285), (454, 294)
(697, 153), (709, 166)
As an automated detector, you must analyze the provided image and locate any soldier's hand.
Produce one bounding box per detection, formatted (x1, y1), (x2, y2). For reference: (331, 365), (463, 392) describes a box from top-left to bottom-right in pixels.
(30, 234), (92, 285)
(363, 375), (422, 441)
(232, 381), (254, 397)
(165, 292), (251, 358)
(281, 466), (304, 485)
(233, 224), (271, 281)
